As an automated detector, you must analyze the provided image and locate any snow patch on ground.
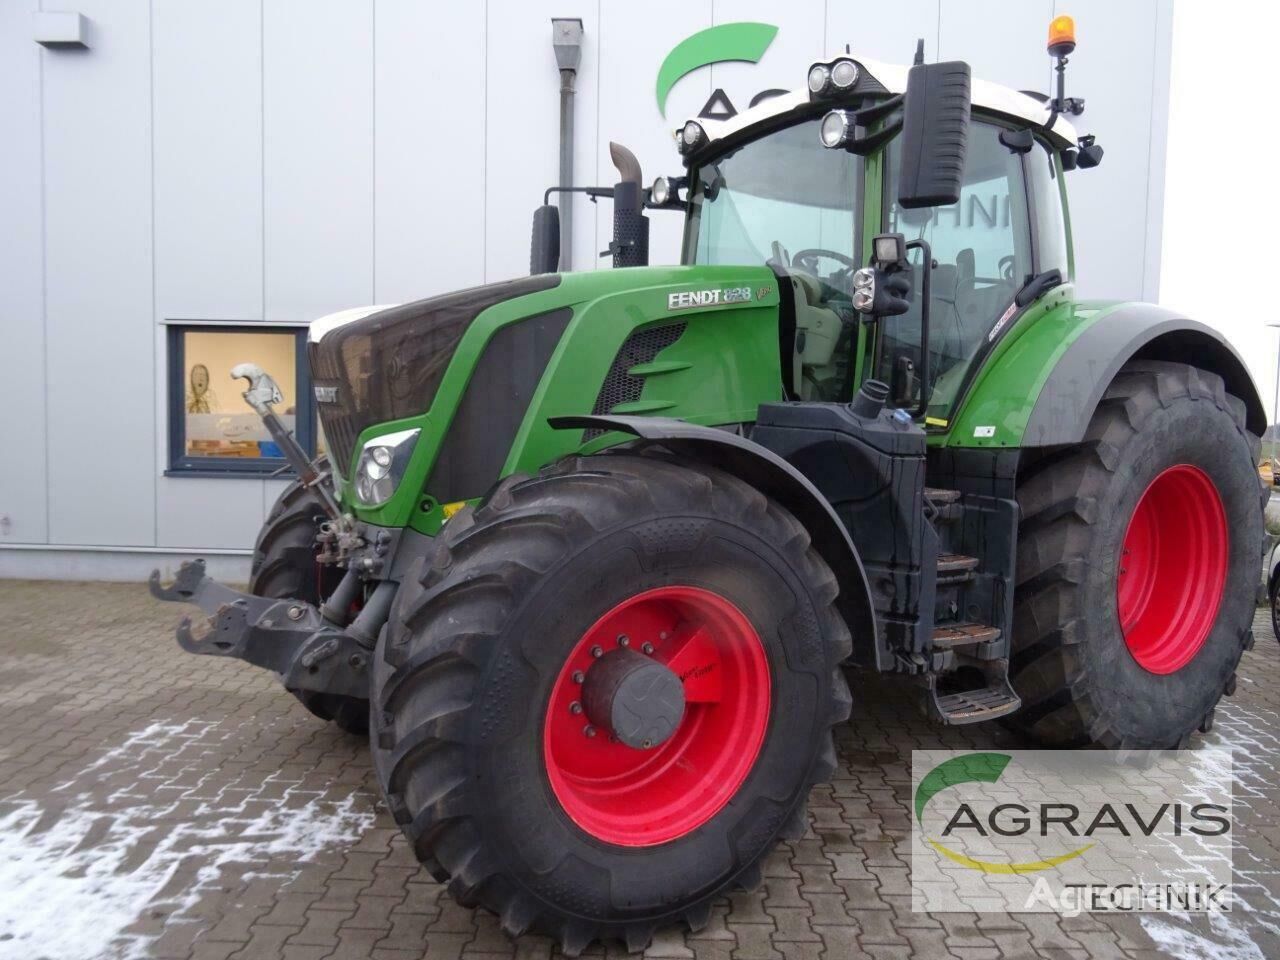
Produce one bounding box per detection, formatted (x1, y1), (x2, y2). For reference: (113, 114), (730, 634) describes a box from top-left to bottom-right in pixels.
(1140, 912), (1266, 960)
(0, 720), (374, 960)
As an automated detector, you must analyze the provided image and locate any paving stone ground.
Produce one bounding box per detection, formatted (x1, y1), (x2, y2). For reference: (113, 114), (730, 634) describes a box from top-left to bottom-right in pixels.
(1, 579), (1278, 960)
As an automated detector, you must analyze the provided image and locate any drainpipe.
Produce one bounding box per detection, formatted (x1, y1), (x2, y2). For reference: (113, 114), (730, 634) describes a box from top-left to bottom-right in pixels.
(552, 18), (584, 271)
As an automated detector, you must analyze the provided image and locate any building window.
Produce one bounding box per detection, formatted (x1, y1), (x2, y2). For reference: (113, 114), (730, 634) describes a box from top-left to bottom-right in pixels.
(167, 324), (319, 476)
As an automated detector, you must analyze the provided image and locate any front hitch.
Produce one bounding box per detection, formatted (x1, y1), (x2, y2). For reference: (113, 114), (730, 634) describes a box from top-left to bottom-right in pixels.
(149, 559), (371, 698)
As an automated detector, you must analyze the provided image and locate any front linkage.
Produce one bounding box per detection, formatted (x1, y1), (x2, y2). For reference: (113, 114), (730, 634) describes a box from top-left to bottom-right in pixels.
(151, 365), (390, 704)
(149, 559), (375, 699)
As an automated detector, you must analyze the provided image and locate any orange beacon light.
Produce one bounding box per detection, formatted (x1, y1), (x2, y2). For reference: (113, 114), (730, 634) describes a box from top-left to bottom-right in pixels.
(1048, 15), (1076, 57)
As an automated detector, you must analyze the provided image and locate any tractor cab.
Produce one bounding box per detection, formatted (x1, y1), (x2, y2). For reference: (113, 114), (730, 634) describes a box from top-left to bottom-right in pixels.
(673, 49), (1080, 428)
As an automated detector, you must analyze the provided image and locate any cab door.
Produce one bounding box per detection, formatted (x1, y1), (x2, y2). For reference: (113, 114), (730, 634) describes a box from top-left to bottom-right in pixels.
(875, 120), (1037, 424)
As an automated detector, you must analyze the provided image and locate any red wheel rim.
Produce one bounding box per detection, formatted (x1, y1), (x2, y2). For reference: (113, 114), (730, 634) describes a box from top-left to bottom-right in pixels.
(1117, 464), (1228, 674)
(543, 586), (771, 846)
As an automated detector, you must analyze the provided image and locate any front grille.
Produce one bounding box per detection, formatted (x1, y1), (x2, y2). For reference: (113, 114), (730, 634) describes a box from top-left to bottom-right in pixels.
(583, 323), (686, 440)
(311, 345), (361, 479)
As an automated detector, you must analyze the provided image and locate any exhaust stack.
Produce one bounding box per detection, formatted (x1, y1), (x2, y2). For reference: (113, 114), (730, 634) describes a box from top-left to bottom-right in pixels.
(607, 142), (649, 269)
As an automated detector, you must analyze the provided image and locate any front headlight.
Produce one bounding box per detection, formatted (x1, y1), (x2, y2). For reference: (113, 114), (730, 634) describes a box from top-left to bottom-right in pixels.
(354, 428), (420, 507)
(852, 268), (877, 313)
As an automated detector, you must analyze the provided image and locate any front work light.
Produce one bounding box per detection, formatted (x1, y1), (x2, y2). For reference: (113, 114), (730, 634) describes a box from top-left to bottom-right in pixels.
(808, 58), (860, 98)
(830, 58), (859, 89)
(807, 64), (831, 94)
(678, 120), (706, 155)
(354, 428), (420, 507)
(819, 110), (852, 148)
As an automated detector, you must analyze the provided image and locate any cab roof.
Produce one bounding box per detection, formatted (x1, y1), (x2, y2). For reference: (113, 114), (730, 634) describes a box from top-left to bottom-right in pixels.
(680, 54), (1078, 158)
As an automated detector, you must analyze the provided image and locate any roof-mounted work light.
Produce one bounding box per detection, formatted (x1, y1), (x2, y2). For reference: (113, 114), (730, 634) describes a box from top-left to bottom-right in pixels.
(677, 120), (707, 155)
(807, 58), (859, 99)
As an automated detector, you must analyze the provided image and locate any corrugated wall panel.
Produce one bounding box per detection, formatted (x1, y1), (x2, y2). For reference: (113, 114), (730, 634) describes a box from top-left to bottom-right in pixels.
(374, 0), (487, 302)
(0, 1), (49, 545)
(263, 0), (374, 322)
(153, 0), (267, 548)
(1057, 0), (1162, 302)
(41, 0), (156, 546)
(483, 0), (601, 283)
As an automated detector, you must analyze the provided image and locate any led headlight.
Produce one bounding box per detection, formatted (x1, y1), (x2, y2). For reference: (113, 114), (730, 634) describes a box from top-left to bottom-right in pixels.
(354, 427), (420, 507)
(852, 268), (877, 313)
(678, 120), (706, 154)
(819, 110), (852, 148)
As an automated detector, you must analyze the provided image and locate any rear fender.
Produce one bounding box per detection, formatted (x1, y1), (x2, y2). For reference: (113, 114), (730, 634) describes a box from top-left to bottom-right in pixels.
(1022, 305), (1265, 445)
(549, 415), (882, 669)
(949, 301), (1266, 448)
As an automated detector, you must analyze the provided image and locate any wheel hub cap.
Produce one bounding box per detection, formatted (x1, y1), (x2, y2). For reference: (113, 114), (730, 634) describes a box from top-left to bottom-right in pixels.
(582, 648), (685, 749)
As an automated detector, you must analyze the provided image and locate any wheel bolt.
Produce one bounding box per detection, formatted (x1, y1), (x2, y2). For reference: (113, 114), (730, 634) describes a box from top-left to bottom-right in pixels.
(572, 670), (584, 684)
(641, 739), (653, 749)
(570, 701), (582, 715)
(617, 634), (630, 647)
(583, 724), (597, 738)
(641, 642), (655, 655)
(659, 631), (669, 640)
(591, 645), (603, 658)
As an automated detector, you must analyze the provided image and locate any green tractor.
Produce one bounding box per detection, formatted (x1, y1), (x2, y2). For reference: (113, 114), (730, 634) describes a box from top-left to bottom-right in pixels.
(153, 20), (1264, 954)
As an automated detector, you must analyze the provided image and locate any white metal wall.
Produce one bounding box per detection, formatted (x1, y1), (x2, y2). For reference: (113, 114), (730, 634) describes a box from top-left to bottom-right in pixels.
(0, 0), (1172, 580)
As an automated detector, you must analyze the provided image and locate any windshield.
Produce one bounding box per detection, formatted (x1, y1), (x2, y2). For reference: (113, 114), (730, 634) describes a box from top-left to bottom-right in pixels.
(683, 118), (862, 402)
(683, 117), (859, 272)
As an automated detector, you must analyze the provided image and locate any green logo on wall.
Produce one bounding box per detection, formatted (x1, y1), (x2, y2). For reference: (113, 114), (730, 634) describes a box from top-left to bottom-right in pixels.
(655, 22), (779, 117)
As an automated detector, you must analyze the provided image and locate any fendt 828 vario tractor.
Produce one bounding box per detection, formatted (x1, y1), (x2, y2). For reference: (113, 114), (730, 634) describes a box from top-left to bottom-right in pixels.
(153, 18), (1266, 953)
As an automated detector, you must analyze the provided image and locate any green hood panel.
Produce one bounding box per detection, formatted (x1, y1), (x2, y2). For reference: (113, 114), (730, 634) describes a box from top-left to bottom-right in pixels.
(341, 265), (783, 533)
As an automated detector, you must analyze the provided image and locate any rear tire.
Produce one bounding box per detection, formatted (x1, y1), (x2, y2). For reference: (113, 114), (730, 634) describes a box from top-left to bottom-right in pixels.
(1008, 361), (1262, 749)
(370, 451), (852, 954)
(250, 459), (369, 736)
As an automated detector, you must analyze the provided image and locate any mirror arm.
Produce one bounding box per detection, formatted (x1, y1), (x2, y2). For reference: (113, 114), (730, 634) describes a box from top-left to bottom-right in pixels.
(851, 94), (904, 126)
(543, 185), (614, 205)
(843, 120), (903, 156)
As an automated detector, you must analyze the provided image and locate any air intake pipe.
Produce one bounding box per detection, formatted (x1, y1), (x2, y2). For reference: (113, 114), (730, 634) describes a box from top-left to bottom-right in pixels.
(608, 142), (649, 269)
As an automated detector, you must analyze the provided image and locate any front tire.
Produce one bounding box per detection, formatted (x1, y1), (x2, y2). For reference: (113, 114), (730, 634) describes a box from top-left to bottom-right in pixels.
(370, 451), (852, 953)
(1008, 361), (1262, 749)
(249, 459), (369, 736)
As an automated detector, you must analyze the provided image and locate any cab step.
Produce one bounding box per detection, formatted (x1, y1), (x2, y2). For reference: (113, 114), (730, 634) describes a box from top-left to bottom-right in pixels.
(931, 677), (1021, 725)
(924, 487), (961, 504)
(924, 487), (964, 523)
(936, 553), (979, 585)
(931, 621), (1000, 648)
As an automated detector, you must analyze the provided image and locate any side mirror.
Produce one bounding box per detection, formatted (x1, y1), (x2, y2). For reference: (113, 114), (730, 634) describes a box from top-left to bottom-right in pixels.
(530, 204), (561, 275)
(896, 60), (971, 209)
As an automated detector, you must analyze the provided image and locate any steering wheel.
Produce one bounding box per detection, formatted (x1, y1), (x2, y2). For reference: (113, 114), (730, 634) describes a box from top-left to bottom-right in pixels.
(792, 248), (855, 275)
(999, 255), (1017, 282)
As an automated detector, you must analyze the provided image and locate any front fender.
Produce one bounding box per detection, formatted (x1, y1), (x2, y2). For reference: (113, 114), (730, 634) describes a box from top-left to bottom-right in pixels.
(550, 415), (882, 669)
